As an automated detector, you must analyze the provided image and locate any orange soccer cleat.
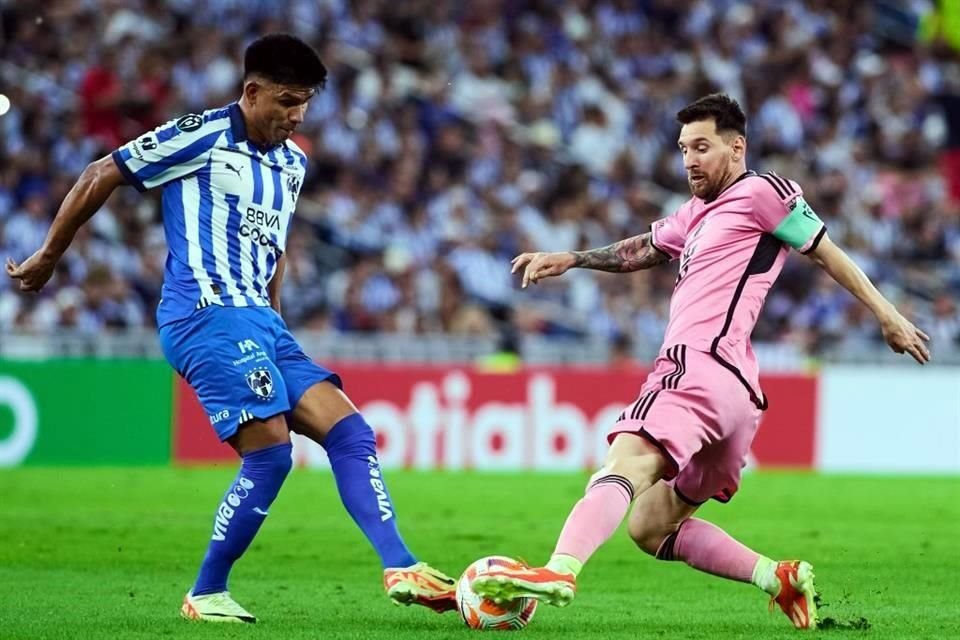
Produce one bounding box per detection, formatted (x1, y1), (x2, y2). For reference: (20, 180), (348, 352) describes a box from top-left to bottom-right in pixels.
(770, 560), (818, 629)
(383, 562), (458, 613)
(471, 561), (577, 608)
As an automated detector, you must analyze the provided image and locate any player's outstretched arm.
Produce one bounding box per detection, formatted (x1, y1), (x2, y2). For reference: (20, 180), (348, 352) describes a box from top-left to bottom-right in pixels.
(512, 232), (669, 288)
(6, 154), (125, 292)
(807, 233), (931, 364)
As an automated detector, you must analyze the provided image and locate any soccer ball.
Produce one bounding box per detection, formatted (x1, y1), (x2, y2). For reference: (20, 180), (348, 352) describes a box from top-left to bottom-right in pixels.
(456, 556), (538, 630)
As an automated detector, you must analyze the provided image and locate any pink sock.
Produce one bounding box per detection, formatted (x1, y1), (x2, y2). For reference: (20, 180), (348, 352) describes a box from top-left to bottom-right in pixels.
(553, 475), (634, 564)
(658, 518), (759, 583)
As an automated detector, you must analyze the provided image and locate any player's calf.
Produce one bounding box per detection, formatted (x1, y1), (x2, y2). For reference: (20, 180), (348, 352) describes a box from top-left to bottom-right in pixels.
(191, 442), (292, 597)
(322, 414), (419, 568)
(314, 409), (459, 614)
(646, 519), (818, 628)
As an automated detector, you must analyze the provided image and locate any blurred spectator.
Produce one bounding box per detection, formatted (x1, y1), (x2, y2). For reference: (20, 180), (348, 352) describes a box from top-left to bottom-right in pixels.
(0, 0), (957, 361)
(78, 49), (124, 149)
(4, 192), (51, 263)
(926, 292), (960, 347)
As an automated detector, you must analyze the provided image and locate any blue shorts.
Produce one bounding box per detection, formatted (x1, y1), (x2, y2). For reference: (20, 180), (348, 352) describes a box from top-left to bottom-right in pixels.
(159, 305), (341, 440)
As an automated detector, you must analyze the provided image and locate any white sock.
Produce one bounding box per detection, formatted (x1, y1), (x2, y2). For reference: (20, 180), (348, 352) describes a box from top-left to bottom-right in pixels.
(751, 557), (779, 595)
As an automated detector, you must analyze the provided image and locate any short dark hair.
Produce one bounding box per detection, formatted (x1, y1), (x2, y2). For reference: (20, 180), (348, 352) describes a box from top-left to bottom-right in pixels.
(244, 34), (327, 88)
(676, 93), (746, 137)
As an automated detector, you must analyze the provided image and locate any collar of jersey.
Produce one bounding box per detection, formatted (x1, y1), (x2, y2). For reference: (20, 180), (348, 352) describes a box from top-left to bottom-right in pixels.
(228, 102), (284, 154)
(702, 170), (757, 204)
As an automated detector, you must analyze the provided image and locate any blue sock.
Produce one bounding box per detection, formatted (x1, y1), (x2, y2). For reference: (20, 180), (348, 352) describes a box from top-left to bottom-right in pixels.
(192, 442), (292, 596)
(322, 413), (417, 568)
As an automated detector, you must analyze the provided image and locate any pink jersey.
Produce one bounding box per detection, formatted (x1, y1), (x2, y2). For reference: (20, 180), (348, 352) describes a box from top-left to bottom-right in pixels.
(650, 171), (825, 409)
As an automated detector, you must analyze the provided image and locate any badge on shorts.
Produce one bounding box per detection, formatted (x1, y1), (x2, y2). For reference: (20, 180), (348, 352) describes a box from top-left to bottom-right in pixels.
(246, 368), (275, 400)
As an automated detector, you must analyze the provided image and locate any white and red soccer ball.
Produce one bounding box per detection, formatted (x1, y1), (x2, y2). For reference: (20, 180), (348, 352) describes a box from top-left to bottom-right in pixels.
(456, 556), (538, 631)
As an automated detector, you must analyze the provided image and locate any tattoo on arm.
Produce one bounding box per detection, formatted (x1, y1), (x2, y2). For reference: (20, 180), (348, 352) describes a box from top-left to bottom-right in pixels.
(569, 232), (671, 272)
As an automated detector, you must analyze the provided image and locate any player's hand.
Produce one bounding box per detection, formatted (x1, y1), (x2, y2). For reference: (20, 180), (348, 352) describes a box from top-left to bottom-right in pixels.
(5, 249), (59, 292)
(879, 310), (931, 364)
(511, 252), (576, 288)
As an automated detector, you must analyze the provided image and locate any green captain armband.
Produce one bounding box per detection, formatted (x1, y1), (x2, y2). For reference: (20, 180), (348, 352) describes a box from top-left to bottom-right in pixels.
(772, 196), (825, 252)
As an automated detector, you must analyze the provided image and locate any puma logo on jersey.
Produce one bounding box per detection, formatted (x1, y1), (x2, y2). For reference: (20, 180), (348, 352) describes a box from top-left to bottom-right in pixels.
(224, 162), (243, 178)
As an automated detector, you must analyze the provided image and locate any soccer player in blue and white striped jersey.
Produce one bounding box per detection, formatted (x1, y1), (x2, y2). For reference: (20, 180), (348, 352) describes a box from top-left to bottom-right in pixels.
(7, 33), (457, 623)
(111, 96), (308, 322)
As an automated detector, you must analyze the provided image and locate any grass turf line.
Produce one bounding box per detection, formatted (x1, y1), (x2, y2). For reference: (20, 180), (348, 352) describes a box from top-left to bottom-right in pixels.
(0, 469), (957, 639)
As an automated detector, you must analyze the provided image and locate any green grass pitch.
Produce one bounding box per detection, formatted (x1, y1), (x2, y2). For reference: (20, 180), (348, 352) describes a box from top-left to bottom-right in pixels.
(1, 469), (957, 639)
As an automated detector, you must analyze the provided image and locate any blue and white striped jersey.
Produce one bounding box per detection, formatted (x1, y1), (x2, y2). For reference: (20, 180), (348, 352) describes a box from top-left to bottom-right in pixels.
(111, 103), (307, 327)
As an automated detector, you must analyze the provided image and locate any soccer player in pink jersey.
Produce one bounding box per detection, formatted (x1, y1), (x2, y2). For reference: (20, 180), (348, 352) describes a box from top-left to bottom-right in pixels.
(470, 94), (931, 630)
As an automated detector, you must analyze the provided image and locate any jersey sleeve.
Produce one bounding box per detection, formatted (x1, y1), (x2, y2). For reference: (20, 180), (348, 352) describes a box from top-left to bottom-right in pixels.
(111, 114), (228, 192)
(649, 203), (691, 260)
(752, 174), (826, 254)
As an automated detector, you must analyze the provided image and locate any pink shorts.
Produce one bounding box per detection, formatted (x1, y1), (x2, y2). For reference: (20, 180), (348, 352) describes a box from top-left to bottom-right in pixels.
(609, 344), (761, 505)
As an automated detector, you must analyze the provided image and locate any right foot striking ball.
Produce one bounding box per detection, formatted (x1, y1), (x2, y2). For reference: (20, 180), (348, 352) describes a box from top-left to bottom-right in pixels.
(456, 557), (538, 630)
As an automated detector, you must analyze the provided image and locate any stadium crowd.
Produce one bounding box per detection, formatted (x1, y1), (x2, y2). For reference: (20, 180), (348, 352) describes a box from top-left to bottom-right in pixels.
(1, 0), (959, 358)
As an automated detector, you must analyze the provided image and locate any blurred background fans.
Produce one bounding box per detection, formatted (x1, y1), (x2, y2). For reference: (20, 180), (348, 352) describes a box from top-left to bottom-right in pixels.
(0, 0), (958, 364)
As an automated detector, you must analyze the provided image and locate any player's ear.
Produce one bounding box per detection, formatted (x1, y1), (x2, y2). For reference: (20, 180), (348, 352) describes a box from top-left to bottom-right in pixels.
(243, 79), (262, 105)
(731, 135), (746, 162)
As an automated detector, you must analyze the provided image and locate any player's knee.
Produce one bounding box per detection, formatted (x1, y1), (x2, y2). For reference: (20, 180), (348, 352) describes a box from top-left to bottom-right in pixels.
(321, 413), (376, 458)
(253, 450), (293, 486)
(230, 414), (291, 455)
(627, 520), (672, 556)
(240, 441), (294, 485)
(272, 447), (294, 478)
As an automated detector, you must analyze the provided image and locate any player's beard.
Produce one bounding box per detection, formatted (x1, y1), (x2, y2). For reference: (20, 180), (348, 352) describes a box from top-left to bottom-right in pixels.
(688, 174), (714, 200)
(689, 166), (737, 202)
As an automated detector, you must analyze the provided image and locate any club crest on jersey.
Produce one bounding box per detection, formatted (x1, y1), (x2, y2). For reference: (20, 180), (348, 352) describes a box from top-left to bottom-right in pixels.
(246, 368), (275, 400)
(287, 174), (300, 197)
(175, 114), (203, 132)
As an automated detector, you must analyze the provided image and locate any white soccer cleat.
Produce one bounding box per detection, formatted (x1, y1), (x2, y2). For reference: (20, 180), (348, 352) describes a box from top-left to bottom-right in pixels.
(180, 590), (257, 623)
